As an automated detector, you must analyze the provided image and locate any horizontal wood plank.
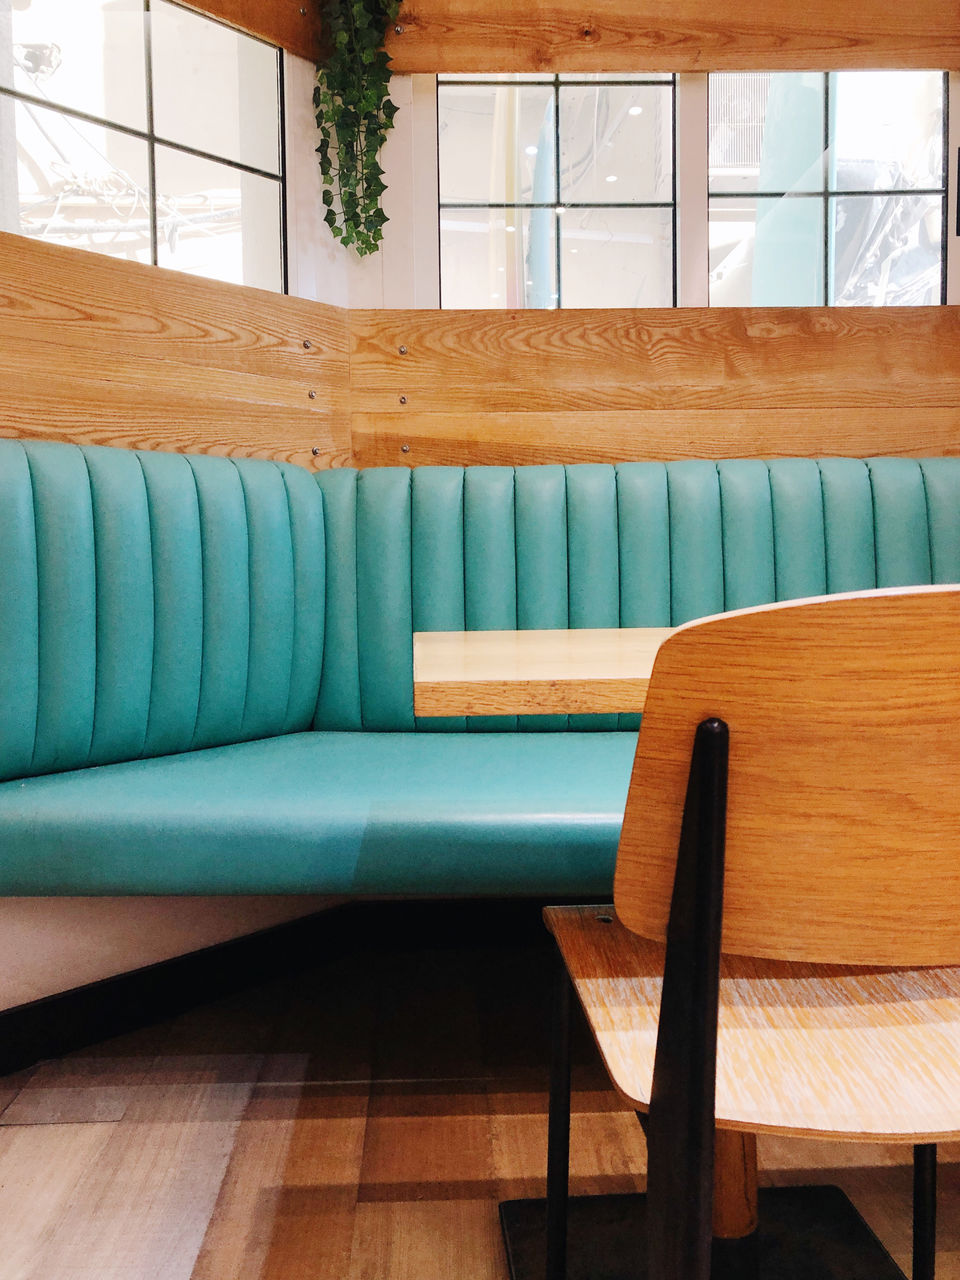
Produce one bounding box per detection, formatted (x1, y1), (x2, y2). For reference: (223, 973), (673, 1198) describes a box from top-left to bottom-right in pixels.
(385, 0), (960, 71)
(413, 627), (672, 716)
(0, 234), (351, 469)
(352, 408), (960, 467)
(350, 307), (960, 414)
(180, 0), (324, 61)
(0, 234), (347, 387)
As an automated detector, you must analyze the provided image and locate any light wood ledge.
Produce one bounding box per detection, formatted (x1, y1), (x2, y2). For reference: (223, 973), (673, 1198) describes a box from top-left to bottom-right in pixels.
(413, 627), (674, 717)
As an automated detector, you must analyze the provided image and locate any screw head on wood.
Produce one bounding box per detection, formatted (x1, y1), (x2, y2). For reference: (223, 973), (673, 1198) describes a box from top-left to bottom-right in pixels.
(311, 447), (321, 456)
(303, 340), (312, 349)
(394, 24), (404, 34)
(401, 444), (410, 454)
(399, 395), (407, 404)
(308, 390), (317, 399)
(398, 344), (408, 354)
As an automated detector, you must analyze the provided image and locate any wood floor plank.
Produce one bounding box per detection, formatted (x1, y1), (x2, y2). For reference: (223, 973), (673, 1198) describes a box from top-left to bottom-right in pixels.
(489, 1077), (647, 1200)
(25, 1063), (258, 1280)
(0, 1123), (116, 1279)
(189, 1054), (366, 1280)
(359, 1080), (495, 1202)
(0, 903), (957, 1278)
(347, 1201), (507, 1280)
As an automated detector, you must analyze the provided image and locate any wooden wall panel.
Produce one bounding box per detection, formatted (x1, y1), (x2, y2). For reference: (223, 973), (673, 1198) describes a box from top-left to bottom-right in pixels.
(385, 0), (960, 72)
(349, 306), (960, 466)
(180, 0), (324, 62)
(0, 234), (351, 469)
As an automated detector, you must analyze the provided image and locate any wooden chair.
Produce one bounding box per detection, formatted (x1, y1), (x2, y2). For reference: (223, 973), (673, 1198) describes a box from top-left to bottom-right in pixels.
(534, 585), (960, 1280)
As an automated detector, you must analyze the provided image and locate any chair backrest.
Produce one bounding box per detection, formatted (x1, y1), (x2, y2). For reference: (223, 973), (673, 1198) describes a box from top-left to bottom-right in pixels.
(613, 585), (960, 966)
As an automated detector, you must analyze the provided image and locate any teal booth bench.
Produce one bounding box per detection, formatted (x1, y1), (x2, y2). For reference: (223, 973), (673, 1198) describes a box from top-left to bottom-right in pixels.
(1, 439), (958, 900)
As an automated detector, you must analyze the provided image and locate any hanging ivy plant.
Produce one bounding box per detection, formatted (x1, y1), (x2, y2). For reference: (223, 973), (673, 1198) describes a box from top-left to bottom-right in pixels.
(314, 0), (401, 257)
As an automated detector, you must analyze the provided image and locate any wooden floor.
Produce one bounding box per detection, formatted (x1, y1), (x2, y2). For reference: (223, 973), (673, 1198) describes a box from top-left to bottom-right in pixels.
(0, 900), (958, 1280)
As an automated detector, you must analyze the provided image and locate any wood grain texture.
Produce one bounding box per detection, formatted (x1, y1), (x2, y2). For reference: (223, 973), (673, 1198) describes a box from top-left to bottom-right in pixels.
(413, 627), (672, 716)
(547, 904), (960, 1141)
(350, 305), (960, 466)
(384, 0), (960, 72)
(351, 308), (960, 414)
(352, 408), (960, 467)
(614, 585), (960, 967)
(179, 0), (323, 61)
(0, 233), (351, 468)
(3, 905), (960, 1278)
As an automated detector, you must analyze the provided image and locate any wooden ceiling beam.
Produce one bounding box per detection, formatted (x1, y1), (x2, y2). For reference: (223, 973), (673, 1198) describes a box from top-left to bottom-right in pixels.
(178, 0), (324, 63)
(384, 0), (960, 72)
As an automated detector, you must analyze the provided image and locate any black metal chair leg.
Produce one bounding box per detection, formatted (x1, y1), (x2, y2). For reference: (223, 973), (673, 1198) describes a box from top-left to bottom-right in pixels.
(913, 1142), (937, 1280)
(646, 718), (729, 1280)
(545, 957), (572, 1280)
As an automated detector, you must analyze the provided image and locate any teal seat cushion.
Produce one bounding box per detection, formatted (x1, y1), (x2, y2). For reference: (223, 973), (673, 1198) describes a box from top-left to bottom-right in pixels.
(0, 732), (636, 897)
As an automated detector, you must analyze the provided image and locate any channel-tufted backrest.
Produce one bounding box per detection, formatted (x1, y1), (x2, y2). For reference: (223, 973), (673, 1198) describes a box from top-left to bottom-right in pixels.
(313, 459), (960, 733)
(0, 440), (326, 782)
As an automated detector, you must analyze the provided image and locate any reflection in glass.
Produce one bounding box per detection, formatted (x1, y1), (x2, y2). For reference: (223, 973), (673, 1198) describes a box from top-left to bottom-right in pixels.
(155, 147), (282, 291)
(438, 84), (555, 204)
(709, 72), (824, 194)
(831, 193), (942, 305)
(0, 0), (147, 130)
(1, 96), (151, 261)
(830, 72), (943, 193)
(709, 196), (824, 305)
(151, 1), (280, 174)
(440, 207), (556, 308)
(559, 84), (672, 203)
(560, 207), (672, 306)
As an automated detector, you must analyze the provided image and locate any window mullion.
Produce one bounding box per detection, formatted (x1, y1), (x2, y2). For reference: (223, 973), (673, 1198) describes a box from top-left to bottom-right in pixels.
(675, 73), (708, 306)
(143, 0), (158, 267)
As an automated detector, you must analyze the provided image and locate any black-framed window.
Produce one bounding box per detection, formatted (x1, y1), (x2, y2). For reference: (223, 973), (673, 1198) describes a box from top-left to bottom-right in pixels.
(0, 0), (286, 292)
(438, 70), (948, 309)
(709, 71), (947, 306)
(438, 74), (677, 308)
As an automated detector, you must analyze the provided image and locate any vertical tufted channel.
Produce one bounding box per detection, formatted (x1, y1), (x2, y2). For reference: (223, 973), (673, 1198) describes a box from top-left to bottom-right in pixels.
(355, 468), (415, 730)
(0, 441), (43, 780)
(310, 458), (960, 737)
(412, 467), (466, 731)
(0, 440), (326, 782)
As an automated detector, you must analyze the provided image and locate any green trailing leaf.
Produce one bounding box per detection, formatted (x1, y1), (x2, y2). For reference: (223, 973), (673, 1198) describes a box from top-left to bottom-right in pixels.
(315, 0), (400, 257)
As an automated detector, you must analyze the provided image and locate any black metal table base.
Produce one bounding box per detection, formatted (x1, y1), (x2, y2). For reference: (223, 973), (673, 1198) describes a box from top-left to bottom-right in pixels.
(499, 1185), (906, 1280)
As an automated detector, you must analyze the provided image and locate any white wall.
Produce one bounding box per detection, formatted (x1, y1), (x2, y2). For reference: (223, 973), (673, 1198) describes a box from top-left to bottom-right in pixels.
(285, 56), (439, 307)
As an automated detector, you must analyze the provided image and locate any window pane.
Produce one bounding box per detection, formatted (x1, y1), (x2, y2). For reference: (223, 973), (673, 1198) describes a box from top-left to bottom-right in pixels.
(155, 147), (282, 291)
(559, 84), (672, 203)
(709, 196), (824, 305)
(438, 74), (553, 83)
(573, 73), (673, 83)
(440, 207), (556, 307)
(0, 96), (151, 261)
(438, 84), (555, 204)
(560, 207), (672, 306)
(831, 71), (943, 193)
(152, 1), (280, 174)
(831, 193), (942, 305)
(710, 72), (824, 194)
(0, 0), (146, 130)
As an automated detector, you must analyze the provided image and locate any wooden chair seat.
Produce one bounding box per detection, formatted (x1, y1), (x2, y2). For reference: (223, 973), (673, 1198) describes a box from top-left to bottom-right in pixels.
(547, 904), (960, 1142)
